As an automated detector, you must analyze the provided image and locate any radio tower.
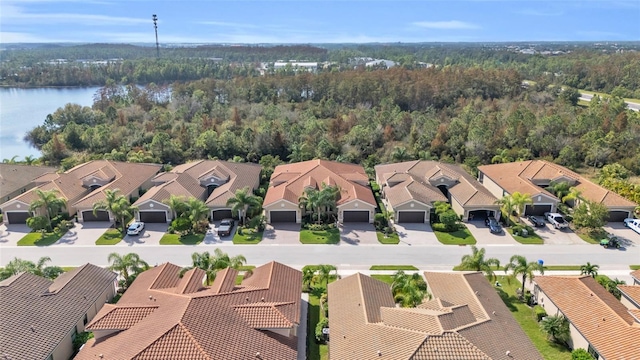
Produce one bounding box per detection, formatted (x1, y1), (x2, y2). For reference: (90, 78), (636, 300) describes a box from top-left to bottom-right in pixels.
(152, 14), (159, 58)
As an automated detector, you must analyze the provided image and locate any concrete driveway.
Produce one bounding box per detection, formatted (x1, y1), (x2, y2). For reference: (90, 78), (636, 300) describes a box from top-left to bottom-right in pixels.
(260, 223), (302, 245)
(118, 223), (167, 246)
(55, 221), (112, 246)
(0, 224), (31, 246)
(340, 223), (378, 245)
(534, 224), (584, 245)
(201, 221), (233, 245)
(394, 223), (439, 246)
(465, 220), (518, 245)
(604, 222), (640, 248)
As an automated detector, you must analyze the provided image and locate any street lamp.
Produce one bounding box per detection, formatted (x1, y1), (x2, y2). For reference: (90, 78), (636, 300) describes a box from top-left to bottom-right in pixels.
(152, 14), (159, 58)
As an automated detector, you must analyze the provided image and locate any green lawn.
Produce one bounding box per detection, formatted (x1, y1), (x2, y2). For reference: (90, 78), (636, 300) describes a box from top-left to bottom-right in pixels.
(61, 266), (75, 272)
(376, 231), (399, 244)
(434, 228), (476, 245)
(630, 265), (640, 270)
(232, 228), (263, 244)
(238, 265), (256, 271)
(17, 231), (64, 246)
(575, 232), (601, 244)
(300, 228), (340, 244)
(95, 228), (124, 245)
(371, 275), (395, 284)
(544, 265), (582, 271)
(508, 229), (544, 244)
(159, 233), (205, 245)
(370, 265), (418, 271)
(494, 275), (572, 360)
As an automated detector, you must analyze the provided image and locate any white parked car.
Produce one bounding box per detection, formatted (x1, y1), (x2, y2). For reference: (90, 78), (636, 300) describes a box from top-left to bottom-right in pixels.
(624, 218), (640, 235)
(544, 212), (569, 230)
(127, 221), (145, 236)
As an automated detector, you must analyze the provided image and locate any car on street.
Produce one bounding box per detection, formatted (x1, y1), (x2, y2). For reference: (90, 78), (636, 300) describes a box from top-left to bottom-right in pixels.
(624, 218), (640, 235)
(544, 212), (569, 230)
(527, 215), (546, 227)
(485, 216), (503, 234)
(217, 218), (235, 237)
(127, 221), (145, 236)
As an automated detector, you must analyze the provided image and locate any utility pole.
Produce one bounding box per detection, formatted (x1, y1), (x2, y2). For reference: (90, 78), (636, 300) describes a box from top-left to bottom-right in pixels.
(152, 14), (159, 58)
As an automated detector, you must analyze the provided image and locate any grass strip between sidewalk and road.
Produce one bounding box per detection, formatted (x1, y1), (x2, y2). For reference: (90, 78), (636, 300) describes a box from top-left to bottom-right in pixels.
(630, 265), (640, 270)
(370, 265), (418, 271)
(300, 228), (340, 244)
(508, 229), (544, 244)
(95, 228), (124, 245)
(159, 233), (204, 245)
(17, 231), (64, 246)
(434, 228), (476, 245)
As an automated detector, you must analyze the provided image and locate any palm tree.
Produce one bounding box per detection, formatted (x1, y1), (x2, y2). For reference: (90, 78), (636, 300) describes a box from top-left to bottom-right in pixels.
(107, 252), (149, 289)
(2, 155), (19, 164)
(540, 315), (570, 345)
(226, 187), (262, 226)
(319, 184), (340, 221)
(511, 192), (533, 220)
(302, 267), (316, 291)
(23, 155), (39, 165)
(316, 264), (337, 288)
(545, 181), (571, 201)
(391, 271), (429, 307)
(562, 187), (584, 207)
(495, 195), (516, 226)
(93, 188), (123, 224)
(287, 142), (311, 163)
(299, 187), (322, 224)
(29, 189), (67, 231)
(504, 255), (545, 296)
(163, 195), (188, 220)
(458, 246), (501, 280)
(185, 249), (247, 285)
(491, 149), (513, 164)
(391, 146), (412, 162)
(186, 197), (209, 232)
(580, 262), (599, 278)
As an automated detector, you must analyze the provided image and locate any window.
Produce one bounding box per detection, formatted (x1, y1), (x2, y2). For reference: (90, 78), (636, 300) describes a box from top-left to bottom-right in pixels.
(478, 173), (484, 183)
(71, 327), (78, 342)
(587, 345), (599, 359)
(46, 355), (53, 360)
(83, 314), (88, 325)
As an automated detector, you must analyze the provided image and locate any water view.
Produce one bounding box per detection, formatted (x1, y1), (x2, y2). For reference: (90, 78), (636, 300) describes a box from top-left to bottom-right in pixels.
(0, 87), (99, 160)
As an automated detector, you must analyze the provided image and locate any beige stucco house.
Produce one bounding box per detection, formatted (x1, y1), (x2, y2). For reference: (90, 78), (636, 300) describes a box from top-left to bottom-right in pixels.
(0, 264), (117, 360)
(478, 160), (637, 221)
(263, 160), (376, 224)
(133, 160), (262, 223)
(375, 161), (499, 223)
(0, 163), (57, 205)
(534, 275), (640, 359)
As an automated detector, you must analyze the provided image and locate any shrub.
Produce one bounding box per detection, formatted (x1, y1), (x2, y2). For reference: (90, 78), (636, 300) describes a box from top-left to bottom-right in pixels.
(72, 332), (94, 353)
(534, 305), (547, 322)
(315, 318), (329, 343)
(432, 223), (448, 232)
(374, 213), (387, 230)
(571, 348), (593, 360)
(439, 210), (460, 232)
(171, 217), (191, 234)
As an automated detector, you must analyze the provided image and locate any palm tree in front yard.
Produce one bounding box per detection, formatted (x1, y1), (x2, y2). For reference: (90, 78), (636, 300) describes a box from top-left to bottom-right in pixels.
(511, 192), (533, 220)
(163, 194), (188, 220)
(458, 245), (501, 280)
(29, 189), (67, 231)
(504, 255), (545, 296)
(95, 191), (137, 234)
(580, 262), (599, 278)
(226, 187), (262, 226)
(391, 271), (429, 307)
(495, 195), (516, 226)
(107, 252), (149, 289)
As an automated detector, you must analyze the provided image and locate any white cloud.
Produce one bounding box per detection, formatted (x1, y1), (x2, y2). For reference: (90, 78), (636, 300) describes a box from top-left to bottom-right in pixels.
(1, 4), (147, 26)
(412, 20), (479, 30)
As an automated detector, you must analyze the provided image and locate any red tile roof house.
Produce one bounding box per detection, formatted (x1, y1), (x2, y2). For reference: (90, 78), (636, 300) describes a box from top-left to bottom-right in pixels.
(0, 160), (161, 225)
(632, 269), (640, 286)
(75, 261), (302, 360)
(132, 160), (262, 223)
(0, 163), (57, 206)
(328, 271), (542, 359)
(477, 160), (637, 221)
(534, 275), (640, 359)
(0, 264), (117, 360)
(375, 161), (499, 223)
(263, 159), (376, 224)
(618, 270), (640, 311)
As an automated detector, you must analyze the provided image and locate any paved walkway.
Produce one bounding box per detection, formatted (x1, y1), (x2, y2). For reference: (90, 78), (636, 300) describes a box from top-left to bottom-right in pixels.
(0, 224), (30, 246)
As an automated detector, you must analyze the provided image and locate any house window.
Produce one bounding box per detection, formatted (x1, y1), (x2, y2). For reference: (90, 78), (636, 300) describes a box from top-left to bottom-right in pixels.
(72, 327), (78, 342)
(83, 314), (88, 325)
(478, 173), (484, 183)
(587, 345), (599, 359)
(46, 355), (53, 360)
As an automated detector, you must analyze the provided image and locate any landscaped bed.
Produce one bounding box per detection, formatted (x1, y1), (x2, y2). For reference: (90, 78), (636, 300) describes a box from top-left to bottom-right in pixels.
(434, 228), (476, 245)
(370, 265), (418, 271)
(376, 231), (399, 244)
(17, 231), (65, 246)
(300, 228), (340, 244)
(508, 228), (544, 244)
(95, 228), (124, 245)
(159, 233), (205, 245)
(232, 228), (263, 244)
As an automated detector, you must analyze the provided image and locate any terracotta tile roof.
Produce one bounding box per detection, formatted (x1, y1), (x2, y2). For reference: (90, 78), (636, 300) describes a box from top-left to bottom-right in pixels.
(619, 285), (640, 307)
(0, 163), (57, 201)
(375, 161), (497, 209)
(264, 159), (375, 207)
(478, 160), (637, 208)
(77, 261), (301, 360)
(631, 269), (640, 283)
(176, 268), (206, 295)
(329, 272), (538, 360)
(629, 309), (640, 322)
(88, 305), (158, 330)
(535, 275), (640, 359)
(0, 264), (116, 360)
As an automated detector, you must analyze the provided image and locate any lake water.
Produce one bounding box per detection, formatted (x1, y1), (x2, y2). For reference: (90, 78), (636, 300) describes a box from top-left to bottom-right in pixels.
(0, 87), (99, 160)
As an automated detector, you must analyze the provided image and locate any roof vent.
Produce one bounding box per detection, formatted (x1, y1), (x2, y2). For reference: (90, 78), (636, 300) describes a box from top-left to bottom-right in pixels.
(474, 291), (478, 295)
(492, 311), (496, 315)
(246, 296), (250, 302)
(261, 297), (265, 302)
(149, 295), (153, 300)
(99, 354), (104, 359)
(377, 350), (382, 356)
(506, 350), (511, 357)
(30, 326), (35, 332)
(255, 352), (261, 359)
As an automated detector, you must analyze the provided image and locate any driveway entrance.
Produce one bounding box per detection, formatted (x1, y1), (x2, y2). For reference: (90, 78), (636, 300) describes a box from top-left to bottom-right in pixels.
(465, 220), (517, 245)
(260, 223), (301, 245)
(340, 223), (377, 245)
(394, 223), (439, 245)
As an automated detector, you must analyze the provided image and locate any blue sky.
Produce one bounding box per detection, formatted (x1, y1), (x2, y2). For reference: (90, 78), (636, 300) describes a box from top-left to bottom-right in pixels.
(1, 0), (639, 44)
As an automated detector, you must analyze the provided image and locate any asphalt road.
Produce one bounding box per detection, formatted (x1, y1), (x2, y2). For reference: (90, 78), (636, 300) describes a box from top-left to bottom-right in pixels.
(1, 243), (637, 269)
(579, 93), (640, 111)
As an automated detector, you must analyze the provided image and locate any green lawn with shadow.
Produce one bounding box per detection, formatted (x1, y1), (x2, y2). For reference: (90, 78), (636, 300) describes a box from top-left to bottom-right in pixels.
(508, 228), (544, 244)
(376, 231), (399, 244)
(300, 228), (340, 244)
(95, 228), (124, 245)
(232, 228), (263, 244)
(17, 231), (64, 246)
(159, 233), (205, 245)
(434, 228), (476, 245)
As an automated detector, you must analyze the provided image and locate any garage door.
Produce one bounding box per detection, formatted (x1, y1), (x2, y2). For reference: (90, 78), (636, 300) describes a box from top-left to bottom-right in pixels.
(270, 211), (296, 223)
(398, 211), (426, 223)
(608, 211), (630, 222)
(139, 211), (167, 223)
(212, 209), (233, 220)
(343, 211), (370, 223)
(525, 204), (552, 216)
(468, 210), (495, 221)
(6, 212), (30, 224)
(82, 210), (109, 222)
